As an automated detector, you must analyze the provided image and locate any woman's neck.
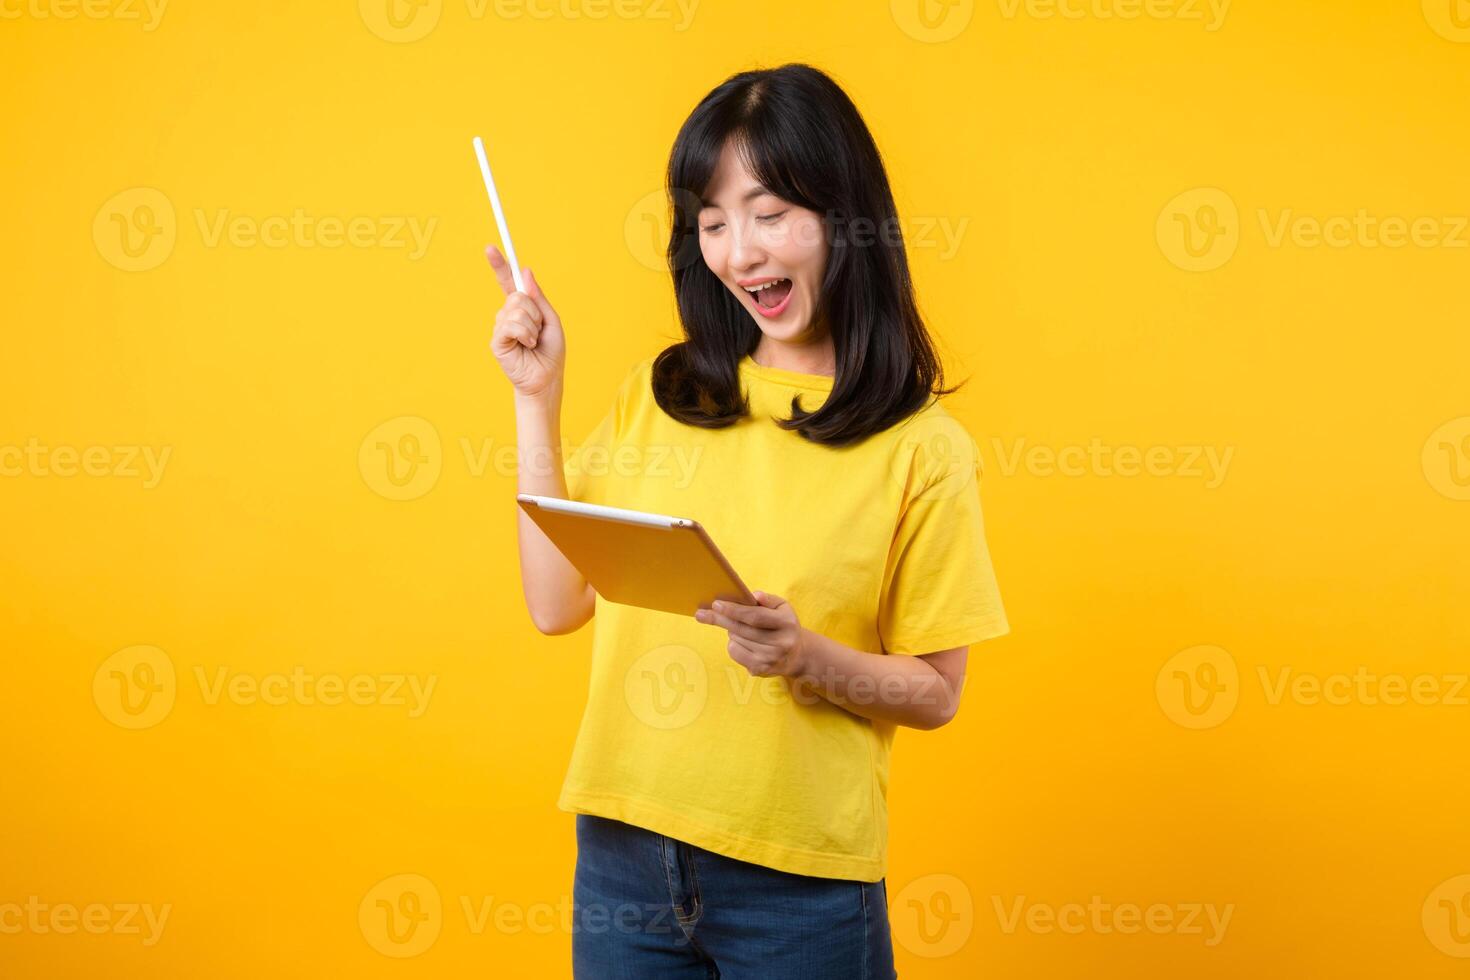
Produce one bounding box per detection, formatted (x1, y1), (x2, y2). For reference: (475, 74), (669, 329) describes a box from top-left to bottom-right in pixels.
(751, 335), (836, 378)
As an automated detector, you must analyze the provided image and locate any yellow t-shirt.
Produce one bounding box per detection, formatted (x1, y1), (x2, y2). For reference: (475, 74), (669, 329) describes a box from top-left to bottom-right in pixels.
(557, 352), (1009, 882)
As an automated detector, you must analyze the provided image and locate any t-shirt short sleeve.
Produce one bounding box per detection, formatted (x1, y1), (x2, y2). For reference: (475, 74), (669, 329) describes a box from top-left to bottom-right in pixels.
(563, 358), (649, 507)
(877, 427), (1010, 656)
(563, 403), (617, 507)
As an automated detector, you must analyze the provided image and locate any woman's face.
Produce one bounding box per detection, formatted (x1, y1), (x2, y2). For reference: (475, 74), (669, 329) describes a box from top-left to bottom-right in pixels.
(697, 140), (829, 342)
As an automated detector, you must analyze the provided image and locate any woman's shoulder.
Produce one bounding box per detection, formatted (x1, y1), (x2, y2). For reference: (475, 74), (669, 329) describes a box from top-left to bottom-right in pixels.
(631, 354), (658, 382)
(887, 395), (977, 447)
(882, 397), (984, 500)
(608, 354), (658, 404)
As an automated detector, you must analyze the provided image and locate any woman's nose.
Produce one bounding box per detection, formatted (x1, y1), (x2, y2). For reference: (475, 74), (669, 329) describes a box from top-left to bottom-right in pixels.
(727, 220), (765, 270)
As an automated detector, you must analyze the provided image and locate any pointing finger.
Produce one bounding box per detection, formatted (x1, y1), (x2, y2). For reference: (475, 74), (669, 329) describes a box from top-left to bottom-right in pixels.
(485, 244), (521, 298)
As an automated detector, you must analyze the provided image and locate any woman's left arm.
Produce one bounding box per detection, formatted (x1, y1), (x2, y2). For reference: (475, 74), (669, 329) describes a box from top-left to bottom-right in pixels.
(694, 591), (967, 731)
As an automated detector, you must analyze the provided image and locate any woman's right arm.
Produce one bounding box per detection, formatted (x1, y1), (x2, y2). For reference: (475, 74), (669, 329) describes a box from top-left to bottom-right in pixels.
(486, 244), (596, 635)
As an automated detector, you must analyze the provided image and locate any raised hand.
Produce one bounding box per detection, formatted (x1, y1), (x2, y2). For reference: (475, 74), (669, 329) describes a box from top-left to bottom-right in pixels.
(486, 244), (566, 399)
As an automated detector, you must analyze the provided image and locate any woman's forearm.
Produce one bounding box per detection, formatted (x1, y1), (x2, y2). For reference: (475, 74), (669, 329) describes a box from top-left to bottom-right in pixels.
(788, 629), (959, 730)
(514, 387), (595, 634)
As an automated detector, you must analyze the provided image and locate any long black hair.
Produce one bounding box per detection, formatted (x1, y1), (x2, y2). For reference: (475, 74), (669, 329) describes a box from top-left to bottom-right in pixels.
(650, 63), (960, 447)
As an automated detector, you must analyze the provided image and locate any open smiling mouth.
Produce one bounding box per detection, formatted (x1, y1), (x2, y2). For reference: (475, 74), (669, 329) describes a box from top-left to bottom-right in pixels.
(741, 277), (794, 318)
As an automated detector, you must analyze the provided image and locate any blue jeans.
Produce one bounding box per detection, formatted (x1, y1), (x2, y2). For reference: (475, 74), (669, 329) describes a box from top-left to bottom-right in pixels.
(572, 813), (897, 979)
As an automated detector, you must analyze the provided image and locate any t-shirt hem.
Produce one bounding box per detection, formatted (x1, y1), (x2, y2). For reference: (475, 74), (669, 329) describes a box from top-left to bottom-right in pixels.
(558, 789), (885, 883)
(883, 615), (1011, 656)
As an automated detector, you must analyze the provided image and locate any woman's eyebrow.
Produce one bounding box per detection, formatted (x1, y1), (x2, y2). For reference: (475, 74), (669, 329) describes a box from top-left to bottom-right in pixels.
(699, 186), (774, 208)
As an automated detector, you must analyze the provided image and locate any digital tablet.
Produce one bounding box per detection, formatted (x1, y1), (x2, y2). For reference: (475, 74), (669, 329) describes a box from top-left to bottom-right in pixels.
(516, 493), (757, 617)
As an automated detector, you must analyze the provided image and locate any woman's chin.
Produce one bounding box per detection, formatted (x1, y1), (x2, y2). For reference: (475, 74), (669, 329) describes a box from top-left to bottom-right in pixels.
(747, 304), (809, 338)
(755, 322), (807, 341)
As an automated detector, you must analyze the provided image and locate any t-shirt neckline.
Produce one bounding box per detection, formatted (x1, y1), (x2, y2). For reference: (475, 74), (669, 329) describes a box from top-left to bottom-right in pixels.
(738, 354), (836, 392)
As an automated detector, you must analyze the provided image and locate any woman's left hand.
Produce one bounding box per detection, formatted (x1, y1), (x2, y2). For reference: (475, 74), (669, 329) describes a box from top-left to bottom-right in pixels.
(694, 591), (806, 678)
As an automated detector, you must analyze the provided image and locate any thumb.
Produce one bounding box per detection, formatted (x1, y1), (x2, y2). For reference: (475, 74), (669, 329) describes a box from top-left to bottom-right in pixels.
(752, 590), (785, 607)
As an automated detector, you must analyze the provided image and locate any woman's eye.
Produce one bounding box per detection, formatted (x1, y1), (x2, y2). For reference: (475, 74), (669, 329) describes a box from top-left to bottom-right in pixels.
(701, 222), (725, 234)
(757, 210), (789, 223)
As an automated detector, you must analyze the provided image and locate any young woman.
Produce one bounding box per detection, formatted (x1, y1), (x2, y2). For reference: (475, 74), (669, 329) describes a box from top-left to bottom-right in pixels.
(487, 63), (1008, 980)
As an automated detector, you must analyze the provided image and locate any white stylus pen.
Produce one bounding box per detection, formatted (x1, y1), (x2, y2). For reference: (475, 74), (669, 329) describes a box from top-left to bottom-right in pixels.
(472, 135), (524, 293)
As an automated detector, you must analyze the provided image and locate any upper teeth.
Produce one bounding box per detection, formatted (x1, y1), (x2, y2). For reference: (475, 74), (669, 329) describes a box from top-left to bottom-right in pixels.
(744, 280), (786, 292)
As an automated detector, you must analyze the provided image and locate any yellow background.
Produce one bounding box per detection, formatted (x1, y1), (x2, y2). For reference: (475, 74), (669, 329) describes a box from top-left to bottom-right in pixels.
(3, 0), (1469, 976)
